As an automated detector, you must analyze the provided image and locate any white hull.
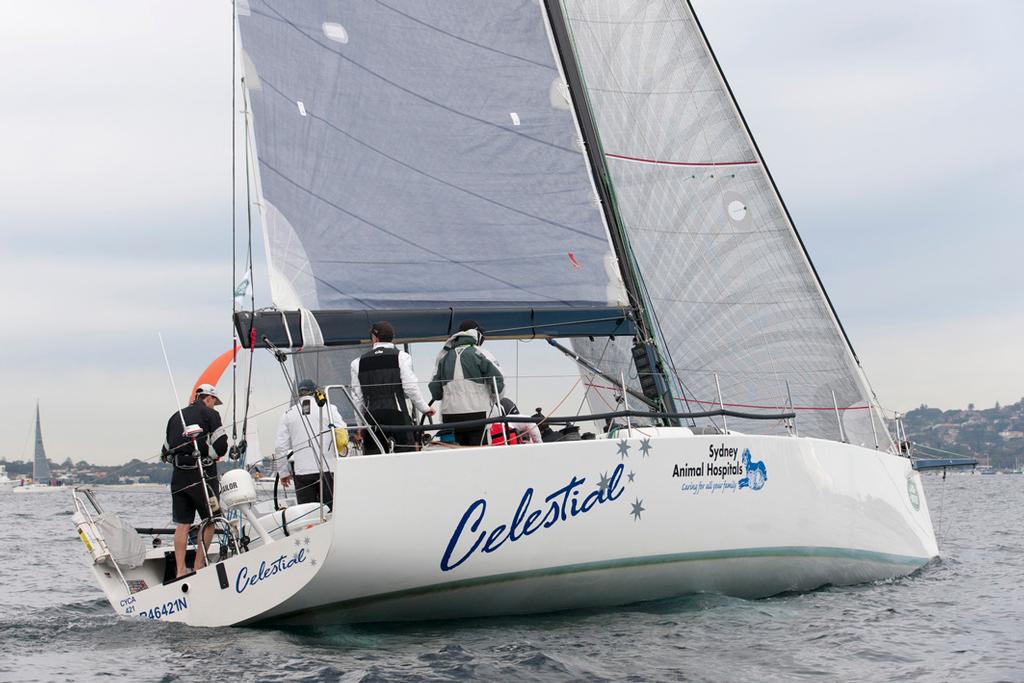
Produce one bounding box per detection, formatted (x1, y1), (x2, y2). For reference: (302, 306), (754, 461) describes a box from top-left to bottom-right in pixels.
(90, 483), (168, 493)
(80, 431), (937, 626)
(13, 484), (69, 494)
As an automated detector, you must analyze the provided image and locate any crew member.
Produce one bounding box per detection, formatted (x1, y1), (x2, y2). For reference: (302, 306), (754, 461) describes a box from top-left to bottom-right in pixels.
(274, 379), (347, 508)
(488, 398), (543, 445)
(163, 383), (228, 578)
(350, 321), (434, 454)
(429, 321), (504, 446)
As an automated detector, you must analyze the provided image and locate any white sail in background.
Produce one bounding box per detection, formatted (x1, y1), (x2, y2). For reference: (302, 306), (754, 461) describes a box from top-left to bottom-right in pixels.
(562, 0), (890, 447)
(33, 403), (51, 483)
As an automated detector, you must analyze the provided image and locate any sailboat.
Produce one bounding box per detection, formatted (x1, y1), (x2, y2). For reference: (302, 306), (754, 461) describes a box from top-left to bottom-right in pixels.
(14, 403), (64, 494)
(71, 0), (937, 626)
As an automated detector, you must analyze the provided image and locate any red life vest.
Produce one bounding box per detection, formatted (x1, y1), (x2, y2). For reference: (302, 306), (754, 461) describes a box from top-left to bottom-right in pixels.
(489, 423), (521, 445)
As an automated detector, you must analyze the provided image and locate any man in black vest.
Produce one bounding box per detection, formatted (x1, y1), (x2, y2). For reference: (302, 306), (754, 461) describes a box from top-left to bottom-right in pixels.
(163, 384), (228, 578)
(350, 321), (434, 454)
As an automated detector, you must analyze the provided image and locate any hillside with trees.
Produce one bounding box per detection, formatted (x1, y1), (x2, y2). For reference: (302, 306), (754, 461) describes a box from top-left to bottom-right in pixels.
(902, 398), (1024, 469)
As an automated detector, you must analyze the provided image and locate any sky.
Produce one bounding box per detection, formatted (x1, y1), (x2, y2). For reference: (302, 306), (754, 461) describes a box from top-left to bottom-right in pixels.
(0, 1), (1021, 466)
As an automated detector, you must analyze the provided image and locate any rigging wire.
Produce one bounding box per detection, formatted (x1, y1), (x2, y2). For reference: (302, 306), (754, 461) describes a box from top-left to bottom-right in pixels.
(573, 335), (613, 417)
(230, 0), (239, 445)
(239, 73), (258, 447)
(557, 7), (699, 426)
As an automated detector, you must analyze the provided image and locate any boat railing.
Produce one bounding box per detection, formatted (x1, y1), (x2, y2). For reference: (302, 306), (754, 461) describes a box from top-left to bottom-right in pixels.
(354, 406), (795, 434)
(71, 487), (133, 594)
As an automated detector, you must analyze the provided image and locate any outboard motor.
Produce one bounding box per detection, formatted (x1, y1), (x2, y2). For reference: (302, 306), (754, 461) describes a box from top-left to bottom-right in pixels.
(220, 470), (274, 545)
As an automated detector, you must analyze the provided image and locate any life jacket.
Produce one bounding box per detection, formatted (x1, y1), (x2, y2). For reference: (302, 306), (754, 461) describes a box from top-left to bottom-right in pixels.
(358, 346), (407, 415)
(488, 422), (521, 445)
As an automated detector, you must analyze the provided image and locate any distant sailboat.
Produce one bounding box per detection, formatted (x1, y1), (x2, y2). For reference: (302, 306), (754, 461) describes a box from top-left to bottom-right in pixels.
(14, 403), (64, 493)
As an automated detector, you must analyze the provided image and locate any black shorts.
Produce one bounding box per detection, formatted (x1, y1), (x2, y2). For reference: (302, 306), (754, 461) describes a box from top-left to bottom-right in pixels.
(171, 473), (220, 525)
(293, 472), (334, 510)
(364, 409), (414, 454)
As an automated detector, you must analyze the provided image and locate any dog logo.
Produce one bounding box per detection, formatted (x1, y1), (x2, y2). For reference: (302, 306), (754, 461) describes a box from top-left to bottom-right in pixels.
(738, 448), (767, 491)
(907, 479), (920, 511)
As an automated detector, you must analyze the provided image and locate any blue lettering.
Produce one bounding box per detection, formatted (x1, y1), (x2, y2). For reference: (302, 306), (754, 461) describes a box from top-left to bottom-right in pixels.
(235, 549), (307, 594)
(440, 499), (487, 571)
(522, 509), (543, 535)
(440, 463), (628, 572)
(138, 597), (189, 620)
(507, 489), (533, 542)
(580, 487), (603, 513)
(607, 463), (625, 501)
(482, 524), (508, 553)
(541, 500), (560, 529)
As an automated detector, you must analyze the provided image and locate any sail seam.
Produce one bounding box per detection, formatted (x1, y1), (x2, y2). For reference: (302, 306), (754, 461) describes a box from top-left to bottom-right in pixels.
(605, 153), (758, 167)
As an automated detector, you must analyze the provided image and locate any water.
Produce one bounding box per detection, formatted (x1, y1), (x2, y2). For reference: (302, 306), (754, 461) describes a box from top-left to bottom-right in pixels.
(1, 475), (1020, 682)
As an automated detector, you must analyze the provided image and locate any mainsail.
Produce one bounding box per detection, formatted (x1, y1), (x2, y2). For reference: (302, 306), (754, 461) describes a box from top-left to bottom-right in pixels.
(237, 0), (626, 315)
(33, 403), (51, 483)
(559, 0), (890, 447)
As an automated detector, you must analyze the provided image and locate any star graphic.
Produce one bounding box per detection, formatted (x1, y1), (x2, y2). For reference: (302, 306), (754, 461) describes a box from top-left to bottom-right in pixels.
(294, 539), (301, 547)
(310, 558), (317, 567)
(303, 537), (311, 546)
(627, 470), (636, 483)
(630, 497), (645, 521)
(596, 471), (611, 495)
(639, 438), (652, 457)
(616, 439), (631, 459)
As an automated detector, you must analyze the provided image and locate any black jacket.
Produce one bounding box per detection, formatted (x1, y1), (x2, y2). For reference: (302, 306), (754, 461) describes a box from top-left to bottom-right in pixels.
(164, 401), (228, 465)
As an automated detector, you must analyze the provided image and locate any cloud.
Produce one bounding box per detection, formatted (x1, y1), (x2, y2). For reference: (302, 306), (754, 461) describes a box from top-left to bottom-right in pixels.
(0, 1), (232, 217)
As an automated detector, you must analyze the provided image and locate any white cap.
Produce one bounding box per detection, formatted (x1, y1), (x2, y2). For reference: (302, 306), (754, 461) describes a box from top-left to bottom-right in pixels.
(195, 383), (222, 405)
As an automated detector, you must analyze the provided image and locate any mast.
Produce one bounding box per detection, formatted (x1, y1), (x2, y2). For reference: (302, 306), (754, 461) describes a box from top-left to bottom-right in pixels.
(541, 0), (679, 418)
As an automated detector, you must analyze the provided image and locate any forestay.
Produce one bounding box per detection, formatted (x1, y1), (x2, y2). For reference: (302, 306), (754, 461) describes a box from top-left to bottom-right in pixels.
(237, 0), (626, 313)
(561, 0), (890, 447)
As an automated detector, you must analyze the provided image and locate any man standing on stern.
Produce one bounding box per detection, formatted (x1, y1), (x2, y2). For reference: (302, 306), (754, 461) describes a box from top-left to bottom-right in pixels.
(274, 379), (347, 509)
(163, 383), (228, 578)
(351, 321), (434, 454)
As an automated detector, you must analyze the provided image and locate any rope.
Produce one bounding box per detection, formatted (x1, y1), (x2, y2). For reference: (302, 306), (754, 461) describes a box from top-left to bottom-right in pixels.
(230, 0), (238, 443)
(582, 382), (870, 413)
(911, 442), (979, 460)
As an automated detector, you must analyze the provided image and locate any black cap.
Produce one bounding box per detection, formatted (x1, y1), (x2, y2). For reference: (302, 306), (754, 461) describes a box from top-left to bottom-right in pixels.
(370, 320), (395, 342)
(500, 397), (519, 416)
(297, 379), (317, 396)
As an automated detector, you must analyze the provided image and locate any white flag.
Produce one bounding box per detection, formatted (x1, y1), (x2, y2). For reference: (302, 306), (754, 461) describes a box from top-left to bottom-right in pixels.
(233, 269), (251, 310)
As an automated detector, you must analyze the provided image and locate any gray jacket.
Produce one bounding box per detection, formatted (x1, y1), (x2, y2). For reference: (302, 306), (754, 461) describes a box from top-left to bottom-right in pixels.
(429, 330), (504, 414)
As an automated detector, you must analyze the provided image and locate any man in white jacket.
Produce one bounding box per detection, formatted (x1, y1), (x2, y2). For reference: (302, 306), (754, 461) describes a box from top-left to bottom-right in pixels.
(274, 379), (347, 509)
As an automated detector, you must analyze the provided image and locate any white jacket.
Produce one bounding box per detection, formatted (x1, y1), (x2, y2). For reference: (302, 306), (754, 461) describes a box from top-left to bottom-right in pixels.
(273, 396), (347, 477)
(510, 419), (543, 444)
